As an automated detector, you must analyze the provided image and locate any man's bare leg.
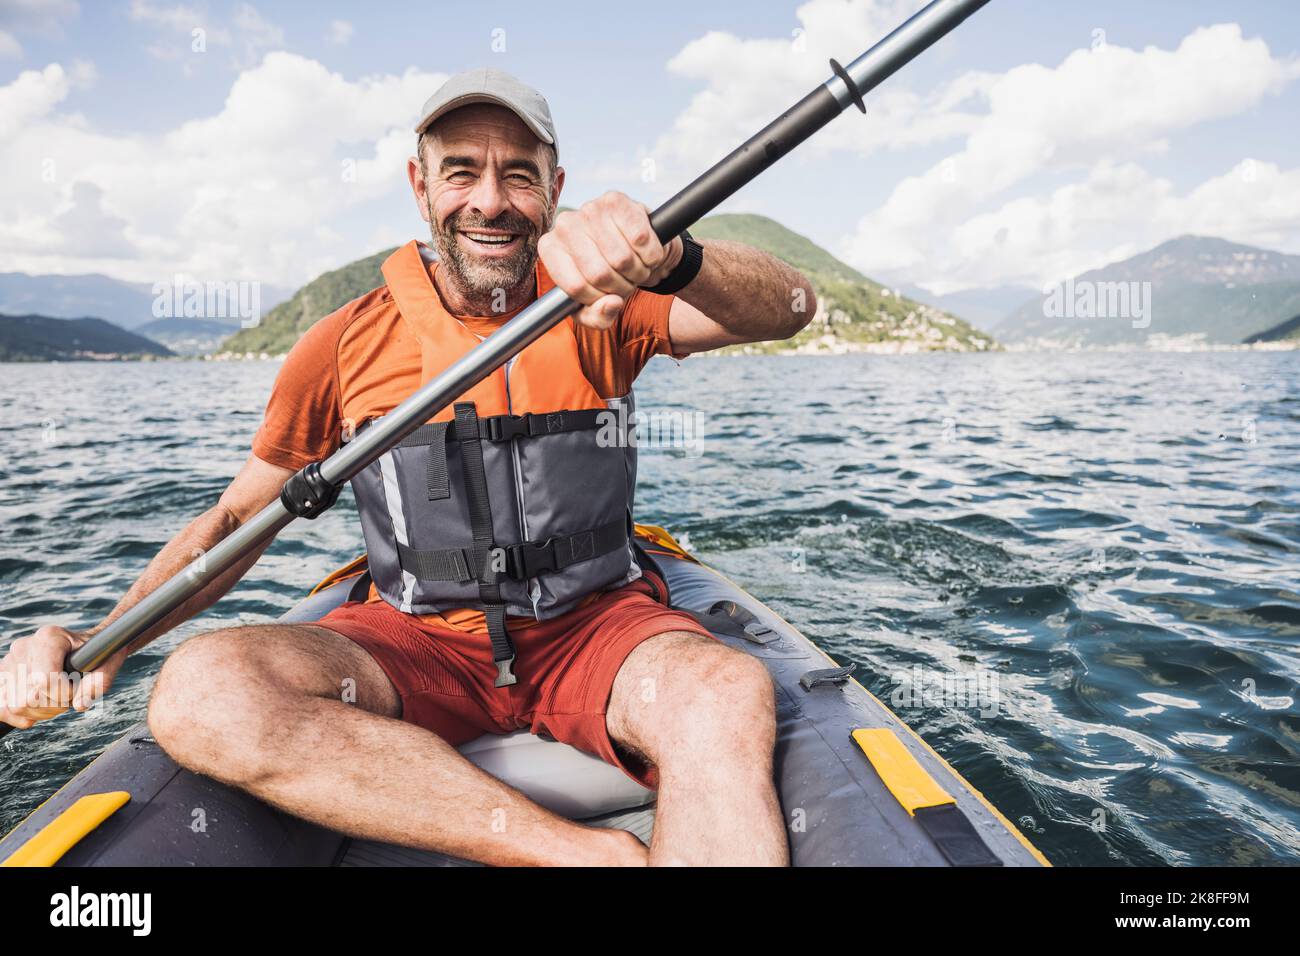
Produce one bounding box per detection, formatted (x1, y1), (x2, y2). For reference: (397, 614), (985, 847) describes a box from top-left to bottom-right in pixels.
(148, 624), (645, 867)
(606, 631), (789, 866)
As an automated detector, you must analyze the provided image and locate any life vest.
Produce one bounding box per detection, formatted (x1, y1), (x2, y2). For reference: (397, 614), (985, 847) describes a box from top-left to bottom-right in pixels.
(349, 242), (639, 686)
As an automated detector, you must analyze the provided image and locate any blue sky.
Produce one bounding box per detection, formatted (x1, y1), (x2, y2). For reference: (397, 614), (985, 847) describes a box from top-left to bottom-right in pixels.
(2, 0), (1297, 295)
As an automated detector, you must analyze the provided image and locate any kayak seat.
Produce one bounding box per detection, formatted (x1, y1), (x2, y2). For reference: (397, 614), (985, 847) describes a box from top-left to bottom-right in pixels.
(457, 732), (654, 819)
(282, 577), (655, 820)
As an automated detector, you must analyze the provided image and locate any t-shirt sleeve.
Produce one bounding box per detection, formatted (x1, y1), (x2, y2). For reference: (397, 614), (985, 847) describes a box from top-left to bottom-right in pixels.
(250, 314), (344, 472)
(615, 289), (682, 382)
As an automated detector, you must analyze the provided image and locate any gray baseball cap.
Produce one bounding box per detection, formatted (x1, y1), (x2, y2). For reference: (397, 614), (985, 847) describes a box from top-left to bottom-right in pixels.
(414, 68), (557, 154)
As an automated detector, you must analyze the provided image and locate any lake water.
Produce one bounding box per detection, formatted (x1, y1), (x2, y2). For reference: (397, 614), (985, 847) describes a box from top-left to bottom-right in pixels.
(1, 351), (1298, 865)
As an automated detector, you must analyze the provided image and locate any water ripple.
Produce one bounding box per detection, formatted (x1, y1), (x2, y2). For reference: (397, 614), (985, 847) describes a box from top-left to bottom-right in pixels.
(1, 351), (1298, 866)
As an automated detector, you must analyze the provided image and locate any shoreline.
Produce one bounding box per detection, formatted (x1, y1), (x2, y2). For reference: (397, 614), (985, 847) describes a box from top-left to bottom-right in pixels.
(6, 339), (1295, 365)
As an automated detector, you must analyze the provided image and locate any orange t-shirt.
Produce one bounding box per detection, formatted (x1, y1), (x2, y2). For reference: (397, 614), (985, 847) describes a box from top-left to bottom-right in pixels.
(252, 244), (679, 632)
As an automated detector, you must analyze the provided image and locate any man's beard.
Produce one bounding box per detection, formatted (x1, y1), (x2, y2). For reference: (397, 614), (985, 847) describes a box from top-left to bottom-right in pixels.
(427, 204), (553, 315)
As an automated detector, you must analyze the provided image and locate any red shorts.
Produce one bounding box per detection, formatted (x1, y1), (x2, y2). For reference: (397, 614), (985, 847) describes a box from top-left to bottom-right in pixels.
(314, 572), (711, 789)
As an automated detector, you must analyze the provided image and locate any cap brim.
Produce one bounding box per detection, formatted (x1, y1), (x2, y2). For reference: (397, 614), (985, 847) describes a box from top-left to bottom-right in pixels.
(415, 92), (555, 146)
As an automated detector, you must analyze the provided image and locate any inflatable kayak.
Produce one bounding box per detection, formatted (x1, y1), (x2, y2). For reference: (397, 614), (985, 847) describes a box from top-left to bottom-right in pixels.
(0, 526), (1047, 867)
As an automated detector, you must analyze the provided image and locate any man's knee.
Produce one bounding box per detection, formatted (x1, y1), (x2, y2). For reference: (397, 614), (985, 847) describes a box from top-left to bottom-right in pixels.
(618, 633), (777, 761)
(685, 646), (776, 743)
(148, 627), (282, 775)
(149, 623), (399, 779)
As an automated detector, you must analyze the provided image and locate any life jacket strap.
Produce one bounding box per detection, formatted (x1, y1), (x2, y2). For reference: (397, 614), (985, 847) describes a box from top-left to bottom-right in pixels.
(453, 402), (517, 688)
(395, 543), (473, 582)
(481, 409), (608, 441)
(394, 516), (629, 584)
(395, 408), (611, 447)
(485, 605), (516, 690)
(503, 518), (629, 580)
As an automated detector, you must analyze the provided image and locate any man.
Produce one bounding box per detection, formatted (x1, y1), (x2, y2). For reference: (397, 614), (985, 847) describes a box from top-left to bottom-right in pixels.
(0, 69), (814, 866)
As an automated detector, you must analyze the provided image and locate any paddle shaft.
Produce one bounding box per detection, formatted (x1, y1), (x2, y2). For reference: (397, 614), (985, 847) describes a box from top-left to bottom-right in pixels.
(0, 0), (990, 740)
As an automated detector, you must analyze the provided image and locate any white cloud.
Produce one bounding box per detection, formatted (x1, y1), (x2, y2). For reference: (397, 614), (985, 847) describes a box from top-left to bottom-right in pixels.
(637, 0), (1300, 291)
(1182, 159), (1300, 246)
(231, 2), (283, 67)
(128, 0), (204, 32)
(839, 22), (1300, 290)
(53, 180), (138, 258)
(328, 19), (353, 46)
(130, 1), (282, 68)
(0, 62), (72, 138)
(621, 0), (985, 197)
(921, 158), (1300, 294)
(130, 0), (232, 62)
(641, 0), (928, 192)
(0, 0), (79, 55)
(0, 0), (79, 30)
(0, 53), (445, 285)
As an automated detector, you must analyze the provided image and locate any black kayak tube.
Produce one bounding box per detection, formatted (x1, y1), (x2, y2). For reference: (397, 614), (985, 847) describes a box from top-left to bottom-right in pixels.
(0, 0), (991, 741)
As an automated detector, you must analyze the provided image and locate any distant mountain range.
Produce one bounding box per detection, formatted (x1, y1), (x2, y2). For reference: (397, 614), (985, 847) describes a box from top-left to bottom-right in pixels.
(0, 272), (158, 330)
(134, 317), (242, 356)
(11, 231), (1298, 358)
(0, 271), (291, 342)
(899, 284), (1038, 330)
(0, 314), (173, 361)
(997, 236), (1300, 347)
(220, 214), (996, 357)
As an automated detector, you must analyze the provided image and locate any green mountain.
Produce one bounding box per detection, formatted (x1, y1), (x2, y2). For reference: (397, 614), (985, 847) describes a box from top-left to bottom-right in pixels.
(1245, 313), (1300, 344)
(998, 236), (1300, 347)
(218, 214), (996, 356)
(692, 214), (995, 354)
(691, 213), (869, 283)
(220, 248), (396, 355)
(0, 314), (173, 361)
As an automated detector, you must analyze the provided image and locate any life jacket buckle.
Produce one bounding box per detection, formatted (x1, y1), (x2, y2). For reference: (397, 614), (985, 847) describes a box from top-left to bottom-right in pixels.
(504, 538), (557, 579)
(484, 415), (530, 442)
(494, 655), (518, 688)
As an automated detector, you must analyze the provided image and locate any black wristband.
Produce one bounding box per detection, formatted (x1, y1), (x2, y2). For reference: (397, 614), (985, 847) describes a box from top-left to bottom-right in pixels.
(642, 230), (704, 295)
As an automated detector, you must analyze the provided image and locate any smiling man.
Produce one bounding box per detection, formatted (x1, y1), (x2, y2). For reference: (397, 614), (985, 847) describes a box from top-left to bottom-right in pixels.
(0, 69), (815, 866)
